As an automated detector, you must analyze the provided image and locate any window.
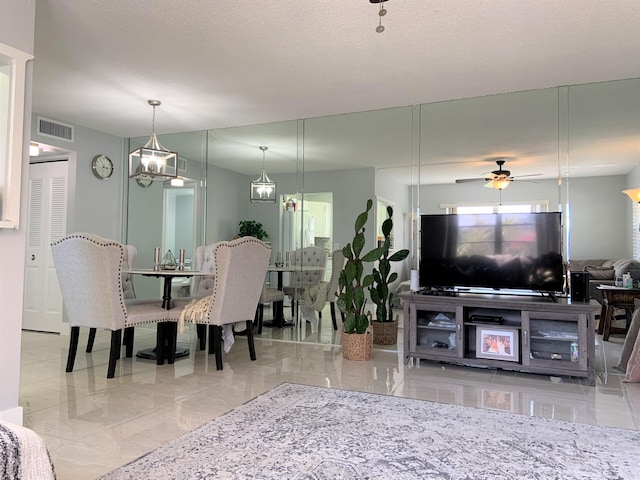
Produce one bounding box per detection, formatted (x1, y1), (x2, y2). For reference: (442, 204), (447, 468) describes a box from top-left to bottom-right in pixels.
(0, 42), (33, 229)
(633, 202), (640, 259)
(444, 200), (549, 215)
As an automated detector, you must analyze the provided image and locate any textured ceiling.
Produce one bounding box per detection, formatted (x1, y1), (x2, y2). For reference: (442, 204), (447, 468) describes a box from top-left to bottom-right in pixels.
(31, 1), (640, 183)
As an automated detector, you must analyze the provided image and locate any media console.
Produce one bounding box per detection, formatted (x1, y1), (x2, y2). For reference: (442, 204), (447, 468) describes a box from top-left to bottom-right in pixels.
(401, 291), (600, 386)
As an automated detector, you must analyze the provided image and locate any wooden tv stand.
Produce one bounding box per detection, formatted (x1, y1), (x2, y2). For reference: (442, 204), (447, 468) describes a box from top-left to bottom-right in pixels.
(401, 291), (600, 386)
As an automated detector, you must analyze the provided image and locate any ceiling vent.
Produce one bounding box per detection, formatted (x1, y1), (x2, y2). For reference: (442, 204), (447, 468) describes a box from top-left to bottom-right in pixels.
(37, 116), (74, 143)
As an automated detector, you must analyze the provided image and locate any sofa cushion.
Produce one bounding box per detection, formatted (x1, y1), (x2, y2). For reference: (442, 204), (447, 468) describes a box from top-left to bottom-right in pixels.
(583, 265), (615, 280)
(609, 259), (640, 280)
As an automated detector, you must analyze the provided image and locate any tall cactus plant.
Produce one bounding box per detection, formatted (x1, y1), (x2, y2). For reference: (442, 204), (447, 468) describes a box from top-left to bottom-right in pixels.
(337, 200), (410, 333)
(337, 199), (381, 334)
(369, 206), (409, 322)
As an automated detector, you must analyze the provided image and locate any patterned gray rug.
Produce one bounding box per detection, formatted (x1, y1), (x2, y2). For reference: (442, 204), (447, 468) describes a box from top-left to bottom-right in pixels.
(99, 382), (639, 479)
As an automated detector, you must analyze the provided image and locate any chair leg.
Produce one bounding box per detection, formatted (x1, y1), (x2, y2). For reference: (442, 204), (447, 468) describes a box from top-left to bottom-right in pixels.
(86, 328), (97, 353)
(258, 304), (264, 334)
(211, 325), (223, 370)
(124, 327), (135, 358)
(197, 324), (207, 351)
(246, 319), (257, 362)
(330, 302), (338, 331)
(107, 330), (122, 379)
(66, 326), (80, 372)
(156, 322), (166, 366)
(167, 323), (177, 364)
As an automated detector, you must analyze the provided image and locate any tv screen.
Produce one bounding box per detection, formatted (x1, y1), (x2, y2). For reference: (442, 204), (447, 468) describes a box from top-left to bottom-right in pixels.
(420, 212), (564, 293)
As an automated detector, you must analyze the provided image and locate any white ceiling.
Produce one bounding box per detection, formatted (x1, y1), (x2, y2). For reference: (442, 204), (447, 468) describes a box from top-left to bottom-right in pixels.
(32, 1), (640, 184)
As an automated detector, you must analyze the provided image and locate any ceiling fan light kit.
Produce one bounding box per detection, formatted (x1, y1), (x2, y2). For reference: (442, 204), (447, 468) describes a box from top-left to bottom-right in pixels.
(456, 159), (541, 190)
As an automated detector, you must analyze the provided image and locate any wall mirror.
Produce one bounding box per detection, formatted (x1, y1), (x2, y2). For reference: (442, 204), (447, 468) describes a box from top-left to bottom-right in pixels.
(125, 77), (640, 344)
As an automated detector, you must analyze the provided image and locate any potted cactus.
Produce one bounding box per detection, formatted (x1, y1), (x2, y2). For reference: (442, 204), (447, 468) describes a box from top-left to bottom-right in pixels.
(369, 205), (409, 344)
(337, 199), (409, 358)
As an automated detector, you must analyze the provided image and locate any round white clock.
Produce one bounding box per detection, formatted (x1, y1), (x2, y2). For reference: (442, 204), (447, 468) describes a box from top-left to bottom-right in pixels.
(91, 154), (114, 180)
(134, 165), (153, 188)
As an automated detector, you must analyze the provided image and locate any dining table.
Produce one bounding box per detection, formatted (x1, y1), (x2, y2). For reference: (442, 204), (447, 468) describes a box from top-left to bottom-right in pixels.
(124, 268), (213, 364)
(264, 264), (326, 328)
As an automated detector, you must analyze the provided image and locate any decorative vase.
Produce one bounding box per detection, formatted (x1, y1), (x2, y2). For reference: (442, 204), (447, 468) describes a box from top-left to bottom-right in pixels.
(341, 325), (373, 361)
(372, 317), (398, 345)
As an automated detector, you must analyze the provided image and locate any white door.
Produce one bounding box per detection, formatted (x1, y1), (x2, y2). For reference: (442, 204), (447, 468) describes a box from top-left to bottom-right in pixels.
(22, 161), (68, 332)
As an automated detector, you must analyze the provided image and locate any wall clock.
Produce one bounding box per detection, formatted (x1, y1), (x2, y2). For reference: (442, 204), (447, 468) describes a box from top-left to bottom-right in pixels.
(91, 154), (114, 180)
(134, 165), (153, 188)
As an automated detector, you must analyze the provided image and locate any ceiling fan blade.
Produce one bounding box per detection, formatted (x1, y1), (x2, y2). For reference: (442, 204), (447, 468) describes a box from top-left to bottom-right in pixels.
(512, 173), (543, 179)
(455, 177), (489, 183)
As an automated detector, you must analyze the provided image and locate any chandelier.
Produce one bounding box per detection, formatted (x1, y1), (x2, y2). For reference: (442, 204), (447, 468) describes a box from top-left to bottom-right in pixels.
(129, 100), (180, 185)
(250, 146), (277, 203)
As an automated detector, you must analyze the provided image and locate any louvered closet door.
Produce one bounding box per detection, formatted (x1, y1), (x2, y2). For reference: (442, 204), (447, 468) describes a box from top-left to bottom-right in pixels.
(22, 161), (68, 332)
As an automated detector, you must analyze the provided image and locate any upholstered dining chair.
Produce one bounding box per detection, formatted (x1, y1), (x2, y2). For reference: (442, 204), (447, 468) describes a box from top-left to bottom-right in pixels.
(51, 233), (170, 378)
(256, 282), (285, 334)
(282, 246), (328, 318)
(326, 249), (345, 330)
(86, 243), (138, 354)
(190, 243), (217, 350)
(168, 237), (270, 370)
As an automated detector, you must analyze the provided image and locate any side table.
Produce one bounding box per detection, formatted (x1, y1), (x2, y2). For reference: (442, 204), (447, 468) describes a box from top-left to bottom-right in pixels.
(596, 285), (640, 341)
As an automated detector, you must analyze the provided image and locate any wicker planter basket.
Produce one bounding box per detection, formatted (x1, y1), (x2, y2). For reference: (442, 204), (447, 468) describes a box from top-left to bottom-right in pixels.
(372, 318), (398, 345)
(341, 325), (373, 361)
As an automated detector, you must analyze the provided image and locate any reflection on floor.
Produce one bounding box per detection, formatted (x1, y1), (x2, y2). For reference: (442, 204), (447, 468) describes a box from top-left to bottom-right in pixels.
(19, 304), (640, 480)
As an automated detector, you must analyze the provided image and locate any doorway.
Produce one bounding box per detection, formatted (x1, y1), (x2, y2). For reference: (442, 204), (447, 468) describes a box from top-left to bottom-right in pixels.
(22, 160), (69, 333)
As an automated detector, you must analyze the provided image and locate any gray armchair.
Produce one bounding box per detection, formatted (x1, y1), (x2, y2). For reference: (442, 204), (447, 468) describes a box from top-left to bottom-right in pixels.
(51, 233), (170, 378)
(168, 237), (271, 370)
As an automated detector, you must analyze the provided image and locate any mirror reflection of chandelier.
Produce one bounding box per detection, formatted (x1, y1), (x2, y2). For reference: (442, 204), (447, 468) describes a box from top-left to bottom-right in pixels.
(250, 146), (277, 203)
(129, 99), (181, 185)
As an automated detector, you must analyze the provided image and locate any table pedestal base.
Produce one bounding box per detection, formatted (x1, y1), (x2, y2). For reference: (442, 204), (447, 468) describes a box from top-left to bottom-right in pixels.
(136, 347), (189, 361)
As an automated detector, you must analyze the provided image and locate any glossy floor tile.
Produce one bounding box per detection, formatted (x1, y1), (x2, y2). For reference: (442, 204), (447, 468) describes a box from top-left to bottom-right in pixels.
(19, 305), (640, 480)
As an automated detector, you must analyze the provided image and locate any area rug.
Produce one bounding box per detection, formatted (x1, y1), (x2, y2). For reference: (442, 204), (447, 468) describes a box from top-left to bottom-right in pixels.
(99, 382), (639, 479)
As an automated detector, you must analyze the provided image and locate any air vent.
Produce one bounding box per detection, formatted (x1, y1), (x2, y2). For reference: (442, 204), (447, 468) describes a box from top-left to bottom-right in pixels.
(37, 116), (74, 143)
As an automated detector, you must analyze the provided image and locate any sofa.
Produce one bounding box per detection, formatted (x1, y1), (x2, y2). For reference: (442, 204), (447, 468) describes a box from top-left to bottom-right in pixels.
(568, 258), (640, 303)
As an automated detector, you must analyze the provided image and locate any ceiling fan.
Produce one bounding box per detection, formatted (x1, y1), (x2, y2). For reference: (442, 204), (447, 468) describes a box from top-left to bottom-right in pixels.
(455, 159), (541, 190)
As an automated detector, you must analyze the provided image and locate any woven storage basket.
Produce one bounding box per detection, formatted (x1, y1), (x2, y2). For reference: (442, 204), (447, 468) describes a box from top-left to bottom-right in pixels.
(372, 318), (398, 345)
(341, 325), (373, 361)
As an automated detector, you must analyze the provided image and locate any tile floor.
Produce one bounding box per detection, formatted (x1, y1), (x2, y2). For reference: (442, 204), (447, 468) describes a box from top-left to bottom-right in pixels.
(19, 305), (640, 480)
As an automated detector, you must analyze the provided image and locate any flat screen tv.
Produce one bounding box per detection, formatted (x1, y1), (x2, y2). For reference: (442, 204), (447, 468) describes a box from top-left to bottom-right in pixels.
(420, 212), (564, 293)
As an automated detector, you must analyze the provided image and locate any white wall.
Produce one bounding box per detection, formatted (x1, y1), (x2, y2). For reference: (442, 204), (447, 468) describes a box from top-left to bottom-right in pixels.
(568, 175), (628, 260)
(0, 0), (35, 424)
(31, 117), (124, 239)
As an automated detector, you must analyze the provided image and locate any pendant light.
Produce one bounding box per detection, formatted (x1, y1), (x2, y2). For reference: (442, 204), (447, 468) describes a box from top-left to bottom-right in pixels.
(250, 146), (277, 203)
(129, 100), (179, 183)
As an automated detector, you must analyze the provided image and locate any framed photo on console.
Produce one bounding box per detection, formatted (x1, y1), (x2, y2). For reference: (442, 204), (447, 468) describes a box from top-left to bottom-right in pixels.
(476, 327), (519, 362)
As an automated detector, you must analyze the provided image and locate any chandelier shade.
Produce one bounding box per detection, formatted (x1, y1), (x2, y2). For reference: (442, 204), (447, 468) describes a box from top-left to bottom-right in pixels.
(485, 178), (511, 190)
(623, 188), (640, 202)
(129, 100), (179, 183)
(250, 146), (277, 203)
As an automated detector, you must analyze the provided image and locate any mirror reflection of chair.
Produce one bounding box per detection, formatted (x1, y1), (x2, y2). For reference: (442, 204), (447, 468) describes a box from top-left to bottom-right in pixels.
(51, 233), (171, 378)
(190, 243), (217, 350)
(256, 283), (285, 334)
(282, 246), (328, 319)
(168, 237), (271, 370)
(326, 249), (345, 330)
